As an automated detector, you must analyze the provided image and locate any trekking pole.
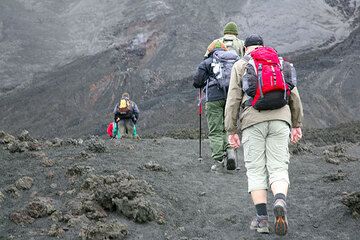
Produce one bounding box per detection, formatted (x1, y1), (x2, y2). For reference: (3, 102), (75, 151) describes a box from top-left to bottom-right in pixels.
(198, 88), (203, 161)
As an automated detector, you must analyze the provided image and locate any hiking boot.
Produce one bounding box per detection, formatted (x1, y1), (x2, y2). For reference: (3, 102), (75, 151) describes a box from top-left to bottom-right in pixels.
(225, 148), (236, 170)
(211, 159), (224, 172)
(273, 199), (288, 236)
(250, 215), (270, 234)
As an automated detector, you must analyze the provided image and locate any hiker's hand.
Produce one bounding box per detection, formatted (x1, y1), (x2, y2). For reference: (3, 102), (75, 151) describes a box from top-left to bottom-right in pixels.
(228, 134), (241, 149)
(132, 116), (137, 124)
(291, 128), (302, 144)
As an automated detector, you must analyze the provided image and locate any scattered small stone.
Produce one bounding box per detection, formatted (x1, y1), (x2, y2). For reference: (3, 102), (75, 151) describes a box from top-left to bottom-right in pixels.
(15, 176), (34, 190)
(290, 142), (312, 155)
(26, 151), (47, 159)
(126, 144), (135, 150)
(0, 191), (5, 204)
(75, 151), (95, 160)
(157, 211), (166, 225)
(323, 170), (347, 182)
(66, 189), (77, 195)
(47, 170), (54, 179)
(50, 183), (57, 189)
(42, 158), (56, 167)
(5, 185), (21, 198)
(225, 214), (237, 224)
(143, 161), (168, 172)
(9, 211), (35, 224)
(325, 155), (340, 165)
(51, 138), (63, 147)
(63, 138), (82, 146)
(199, 192), (206, 197)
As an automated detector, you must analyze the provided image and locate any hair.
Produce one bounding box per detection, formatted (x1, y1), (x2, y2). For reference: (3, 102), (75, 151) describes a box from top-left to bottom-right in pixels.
(122, 92), (130, 99)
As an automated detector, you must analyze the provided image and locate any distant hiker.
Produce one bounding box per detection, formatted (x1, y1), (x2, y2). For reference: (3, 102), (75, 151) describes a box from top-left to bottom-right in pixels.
(204, 21), (245, 58)
(224, 34), (303, 235)
(113, 92), (140, 139)
(193, 40), (239, 172)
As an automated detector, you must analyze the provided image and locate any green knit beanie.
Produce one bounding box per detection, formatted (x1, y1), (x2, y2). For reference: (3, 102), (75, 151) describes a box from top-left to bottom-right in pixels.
(223, 22), (238, 36)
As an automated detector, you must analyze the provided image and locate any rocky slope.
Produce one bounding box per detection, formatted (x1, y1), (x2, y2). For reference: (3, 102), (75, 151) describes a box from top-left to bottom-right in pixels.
(0, 0), (359, 138)
(0, 127), (360, 239)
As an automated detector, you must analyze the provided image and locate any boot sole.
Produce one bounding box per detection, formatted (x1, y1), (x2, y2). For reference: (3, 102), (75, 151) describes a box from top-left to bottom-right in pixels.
(250, 222), (269, 234)
(226, 158), (236, 170)
(274, 205), (288, 236)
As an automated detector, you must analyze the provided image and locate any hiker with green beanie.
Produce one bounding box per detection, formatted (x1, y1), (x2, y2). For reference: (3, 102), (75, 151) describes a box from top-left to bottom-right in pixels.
(193, 40), (239, 172)
(204, 21), (245, 58)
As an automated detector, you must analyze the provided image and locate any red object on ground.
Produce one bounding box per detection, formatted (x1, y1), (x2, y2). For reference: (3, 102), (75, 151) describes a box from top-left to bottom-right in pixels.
(107, 122), (113, 137)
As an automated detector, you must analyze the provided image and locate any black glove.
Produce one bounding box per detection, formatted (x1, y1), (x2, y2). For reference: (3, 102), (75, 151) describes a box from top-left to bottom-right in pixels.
(132, 116), (137, 124)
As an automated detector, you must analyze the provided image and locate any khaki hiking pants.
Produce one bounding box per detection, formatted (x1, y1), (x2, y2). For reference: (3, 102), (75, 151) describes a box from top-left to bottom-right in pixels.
(242, 120), (290, 193)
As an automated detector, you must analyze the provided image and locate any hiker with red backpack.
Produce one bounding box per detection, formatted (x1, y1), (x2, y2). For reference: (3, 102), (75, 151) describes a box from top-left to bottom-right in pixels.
(193, 40), (239, 172)
(112, 92), (140, 139)
(225, 35), (303, 236)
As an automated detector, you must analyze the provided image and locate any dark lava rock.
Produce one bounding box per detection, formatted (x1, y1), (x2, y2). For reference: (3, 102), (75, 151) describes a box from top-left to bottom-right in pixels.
(289, 142), (313, 155)
(113, 196), (157, 223)
(48, 224), (65, 238)
(142, 161), (168, 172)
(9, 211), (35, 224)
(26, 141), (42, 151)
(0, 131), (16, 145)
(0, 191), (4, 204)
(81, 170), (158, 222)
(51, 138), (63, 147)
(79, 221), (128, 240)
(86, 138), (107, 153)
(26, 197), (56, 218)
(5, 185), (21, 198)
(323, 170), (347, 182)
(67, 165), (95, 176)
(18, 130), (34, 142)
(341, 192), (360, 218)
(82, 200), (108, 220)
(75, 150), (95, 160)
(42, 158), (56, 167)
(7, 140), (27, 153)
(15, 176), (34, 190)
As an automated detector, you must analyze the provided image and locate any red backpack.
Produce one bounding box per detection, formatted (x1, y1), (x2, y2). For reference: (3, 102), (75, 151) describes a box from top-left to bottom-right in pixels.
(242, 46), (290, 110)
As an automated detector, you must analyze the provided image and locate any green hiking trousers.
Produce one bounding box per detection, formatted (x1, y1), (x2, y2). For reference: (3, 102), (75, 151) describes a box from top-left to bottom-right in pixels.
(205, 100), (229, 161)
